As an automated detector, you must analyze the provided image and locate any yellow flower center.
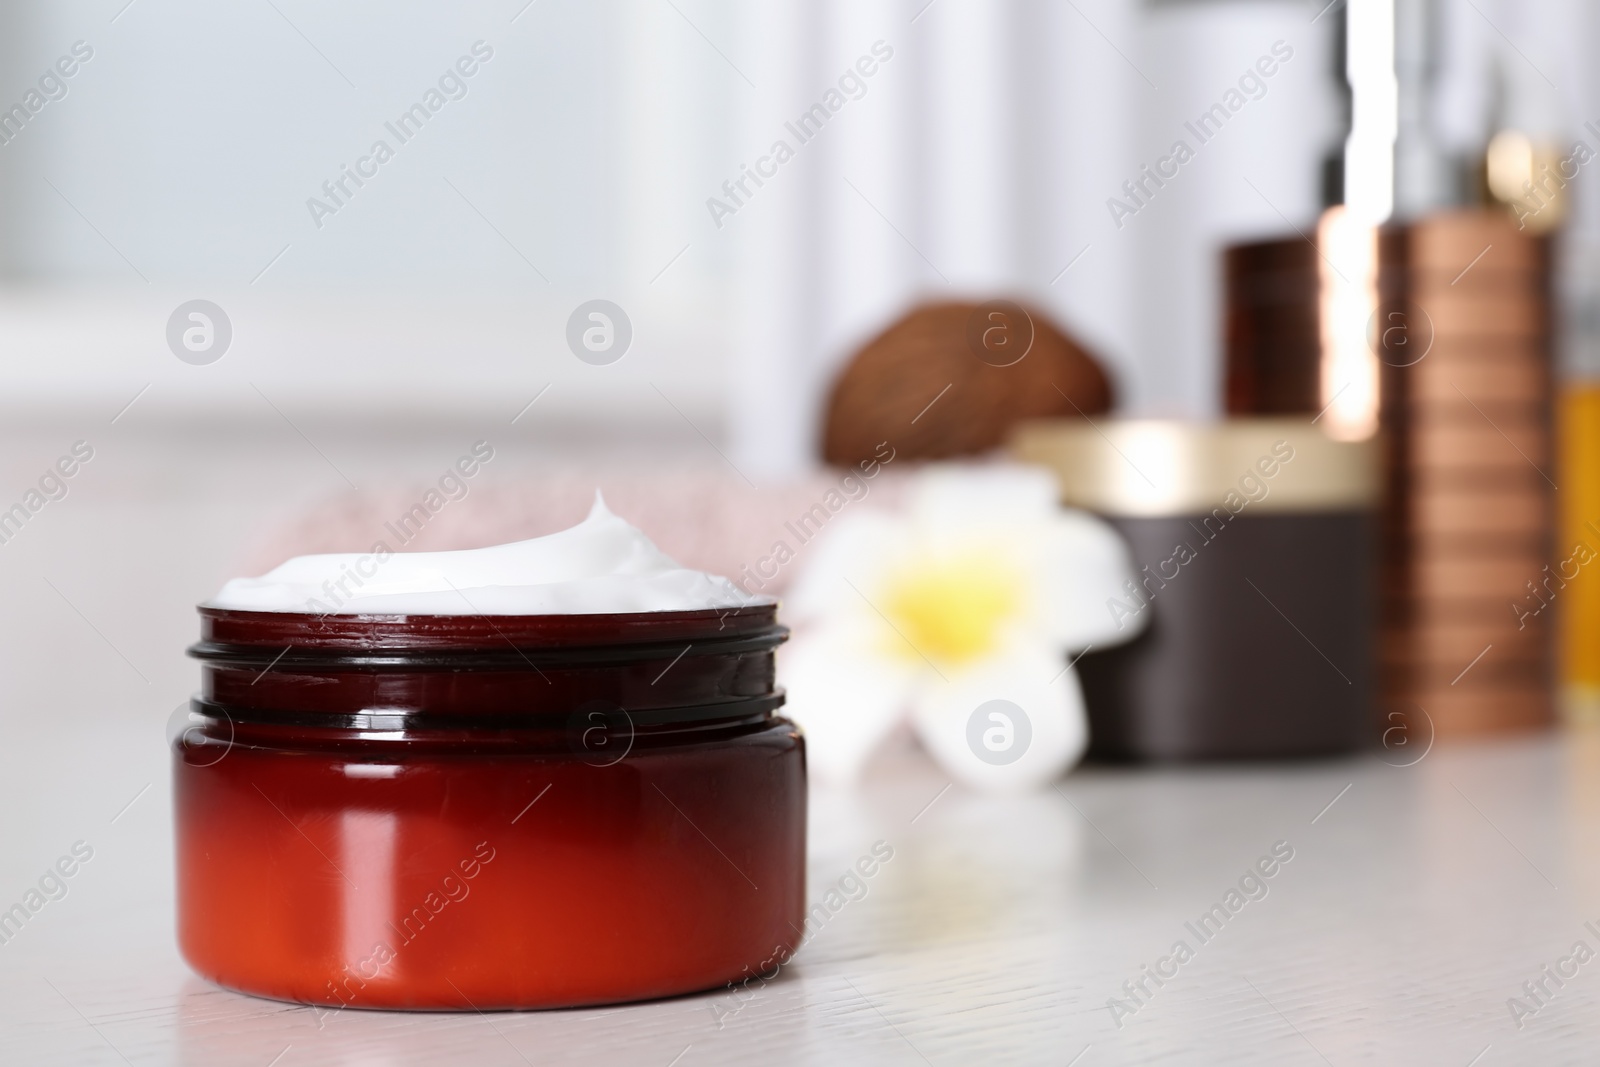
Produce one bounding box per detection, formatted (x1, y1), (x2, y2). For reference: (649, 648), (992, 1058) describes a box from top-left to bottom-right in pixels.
(881, 551), (1023, 666)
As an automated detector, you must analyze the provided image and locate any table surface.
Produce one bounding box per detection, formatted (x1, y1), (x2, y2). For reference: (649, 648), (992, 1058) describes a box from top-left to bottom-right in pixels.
(7, 713), (1600, 1065)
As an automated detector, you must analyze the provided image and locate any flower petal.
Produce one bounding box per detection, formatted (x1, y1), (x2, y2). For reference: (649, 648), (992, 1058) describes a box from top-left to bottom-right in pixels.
(778, 628), (920, 785)
(900, 465), (1145, 651)
(907, 463), (1060, 526)
(783, 510), (909, 624)
(1027, 507), (1145, 650)
(908, 642), (1088, 792)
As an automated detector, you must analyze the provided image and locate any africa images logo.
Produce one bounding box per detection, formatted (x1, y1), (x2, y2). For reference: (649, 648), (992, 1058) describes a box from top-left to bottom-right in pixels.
(966, 700), (1031, 765)
(166, 300), (232, 365)
(566, 300), (632, 365)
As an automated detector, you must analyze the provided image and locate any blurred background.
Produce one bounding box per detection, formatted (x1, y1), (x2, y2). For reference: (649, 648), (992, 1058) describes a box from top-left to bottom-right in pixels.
(2, 0), (1599, 741)
(11, 6), (1600, 1059)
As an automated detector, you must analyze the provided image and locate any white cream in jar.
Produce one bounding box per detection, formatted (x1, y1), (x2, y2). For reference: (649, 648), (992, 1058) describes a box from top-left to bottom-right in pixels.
(208, 495), (757, 616)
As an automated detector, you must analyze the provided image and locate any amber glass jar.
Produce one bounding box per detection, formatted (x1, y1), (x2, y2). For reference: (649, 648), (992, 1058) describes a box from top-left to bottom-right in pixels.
(173, 604), (803, 1010)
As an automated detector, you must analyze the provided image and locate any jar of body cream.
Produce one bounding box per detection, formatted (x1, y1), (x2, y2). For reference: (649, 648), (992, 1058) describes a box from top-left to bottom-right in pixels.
(1012, 418), (1378, 760)
(174, 500), (804, 1010)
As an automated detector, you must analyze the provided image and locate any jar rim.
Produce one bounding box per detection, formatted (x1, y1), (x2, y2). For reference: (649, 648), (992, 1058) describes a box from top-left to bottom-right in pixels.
(195, 603), (780, 654)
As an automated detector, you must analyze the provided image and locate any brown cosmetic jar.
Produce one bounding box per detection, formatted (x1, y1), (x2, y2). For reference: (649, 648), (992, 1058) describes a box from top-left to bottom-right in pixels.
(1013, 418), (1380, 760)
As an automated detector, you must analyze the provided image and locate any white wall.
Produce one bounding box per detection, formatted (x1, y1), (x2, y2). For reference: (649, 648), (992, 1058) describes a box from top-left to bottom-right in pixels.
(0, 0), (738, 433)
(5, 0), (1591, 464)
(1130, 2), (1336, 417)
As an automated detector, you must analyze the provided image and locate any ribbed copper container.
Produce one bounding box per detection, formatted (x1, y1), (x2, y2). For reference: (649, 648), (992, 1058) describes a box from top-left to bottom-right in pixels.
(1376, 210), (1555, 736)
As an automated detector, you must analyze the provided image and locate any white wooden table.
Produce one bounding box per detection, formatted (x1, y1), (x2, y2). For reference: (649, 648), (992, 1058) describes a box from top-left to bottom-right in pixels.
(4, 711), (1598, 1065)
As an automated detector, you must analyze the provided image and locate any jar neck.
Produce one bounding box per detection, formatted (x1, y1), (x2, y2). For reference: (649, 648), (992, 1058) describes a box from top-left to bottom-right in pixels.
(190, 606), (787, 727)
(175, 701), (788, 757)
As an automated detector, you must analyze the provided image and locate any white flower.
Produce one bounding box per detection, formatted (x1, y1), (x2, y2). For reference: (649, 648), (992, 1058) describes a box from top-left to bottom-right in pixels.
(780, 464), (1144, 791)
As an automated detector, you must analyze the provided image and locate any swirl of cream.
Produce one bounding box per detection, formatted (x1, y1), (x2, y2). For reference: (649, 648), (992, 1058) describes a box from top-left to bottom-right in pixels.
(207, 494), (761, 616)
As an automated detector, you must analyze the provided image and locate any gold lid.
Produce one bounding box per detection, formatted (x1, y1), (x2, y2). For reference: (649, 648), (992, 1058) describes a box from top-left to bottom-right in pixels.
(1009, 417), (1379, 516)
